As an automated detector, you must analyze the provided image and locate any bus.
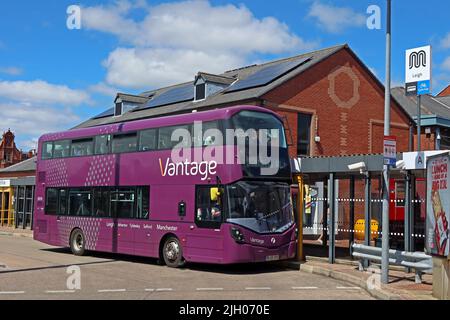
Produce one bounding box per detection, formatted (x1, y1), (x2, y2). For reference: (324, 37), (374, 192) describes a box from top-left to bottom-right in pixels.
(33, 105), (297, 267)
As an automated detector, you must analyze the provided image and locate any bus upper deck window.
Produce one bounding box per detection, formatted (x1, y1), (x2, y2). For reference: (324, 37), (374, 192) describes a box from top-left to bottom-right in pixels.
(42, 142), (53, 159)
(95, 135), (111, 155)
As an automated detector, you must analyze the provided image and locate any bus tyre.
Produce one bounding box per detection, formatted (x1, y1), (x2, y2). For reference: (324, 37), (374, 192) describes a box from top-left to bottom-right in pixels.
(162, 237), (184, 268)
(70, 229), (86, 256)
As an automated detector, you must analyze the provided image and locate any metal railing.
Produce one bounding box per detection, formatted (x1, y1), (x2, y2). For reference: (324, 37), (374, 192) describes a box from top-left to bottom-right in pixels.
(351, 243), (432, 284)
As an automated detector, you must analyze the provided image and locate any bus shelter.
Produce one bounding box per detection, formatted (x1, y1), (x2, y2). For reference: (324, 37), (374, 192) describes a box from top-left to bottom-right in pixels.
(291, 152), (436, 264)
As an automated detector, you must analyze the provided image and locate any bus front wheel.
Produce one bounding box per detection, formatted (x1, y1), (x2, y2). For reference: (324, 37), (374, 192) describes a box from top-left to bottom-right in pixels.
(162, 237), (185, 268)
(70, 229), (86, 256)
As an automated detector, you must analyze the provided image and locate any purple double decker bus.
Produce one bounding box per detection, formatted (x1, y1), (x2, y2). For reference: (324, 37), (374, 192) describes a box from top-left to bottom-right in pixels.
(33, 105), (297, 267)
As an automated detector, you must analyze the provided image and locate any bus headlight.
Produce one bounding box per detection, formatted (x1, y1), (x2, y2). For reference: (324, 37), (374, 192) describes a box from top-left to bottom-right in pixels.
(230, 227), (245, 244)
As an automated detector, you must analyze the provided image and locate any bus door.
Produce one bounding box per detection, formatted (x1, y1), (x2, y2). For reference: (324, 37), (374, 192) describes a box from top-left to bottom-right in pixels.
(187, 186), (224, 262)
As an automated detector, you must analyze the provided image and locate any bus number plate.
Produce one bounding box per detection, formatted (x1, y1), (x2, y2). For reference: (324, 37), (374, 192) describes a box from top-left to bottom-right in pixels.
(265, 255), (279, 261)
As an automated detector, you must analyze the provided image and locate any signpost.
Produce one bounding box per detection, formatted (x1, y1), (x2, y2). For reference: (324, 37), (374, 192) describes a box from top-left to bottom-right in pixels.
(405, 45), (432, 152)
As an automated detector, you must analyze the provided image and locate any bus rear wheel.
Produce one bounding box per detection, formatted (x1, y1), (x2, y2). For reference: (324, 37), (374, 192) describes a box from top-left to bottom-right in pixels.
(70, 229), (86, 256)
(162, 237), (184, 268)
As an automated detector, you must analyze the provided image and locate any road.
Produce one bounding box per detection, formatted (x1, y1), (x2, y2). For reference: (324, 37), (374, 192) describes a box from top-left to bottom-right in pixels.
(0, 235), (373, 300)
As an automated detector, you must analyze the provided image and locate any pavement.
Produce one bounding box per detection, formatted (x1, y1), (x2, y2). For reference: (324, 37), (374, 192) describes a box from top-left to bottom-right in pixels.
(0, 234), (374, 300)
(282, 257), (435, 300)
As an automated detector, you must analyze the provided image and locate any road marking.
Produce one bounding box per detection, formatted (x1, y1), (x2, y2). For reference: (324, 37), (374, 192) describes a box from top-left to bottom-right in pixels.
(98, 289), (126, 293)
(45, 290), (76, 294)
(336, 286), (361, 290)
(292, 286), (318, 290)
(144, 288), (155, 292)
(245, 287), (271, 291)
(196, 288), (224, 291)
(156, 288), (173, 292)
(0, 291), (25, 295)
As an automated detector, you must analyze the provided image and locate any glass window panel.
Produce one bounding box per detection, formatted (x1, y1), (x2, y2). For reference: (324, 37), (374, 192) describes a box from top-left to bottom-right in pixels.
(111, 188), (135, 219)
(297, 113), (312, 156)
(68, 190), (92, 216)
(136, 187), (150, 219)
(139, 129), (158, 151)
(45, 189), (58, 215)
(42, 142), (53, 160)
(158, 125), (191, 150)
(93, 189), (111, 217)
(112, 134), (138, 153)
(95, 135), (111, 155)
(53, 140), (71, 159)
(71, 139), (94, 157)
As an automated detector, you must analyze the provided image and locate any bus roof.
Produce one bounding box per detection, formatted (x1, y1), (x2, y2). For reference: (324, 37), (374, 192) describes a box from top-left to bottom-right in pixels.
(39, 105), (281, 143)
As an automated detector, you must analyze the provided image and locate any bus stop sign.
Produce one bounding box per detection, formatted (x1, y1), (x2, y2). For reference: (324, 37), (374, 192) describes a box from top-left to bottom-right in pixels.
(383, 136), (397, 166)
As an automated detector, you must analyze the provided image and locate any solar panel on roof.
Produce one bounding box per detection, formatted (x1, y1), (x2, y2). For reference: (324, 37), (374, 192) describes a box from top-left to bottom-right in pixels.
(225, 57), (312, 93)
(134, 83), (194, 111)
(92, 107), (115, 119)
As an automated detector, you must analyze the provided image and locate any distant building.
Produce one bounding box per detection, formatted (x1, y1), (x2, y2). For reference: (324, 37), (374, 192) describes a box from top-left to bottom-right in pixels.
(0, 129), (35, 169)
(392, 87), (450, 151)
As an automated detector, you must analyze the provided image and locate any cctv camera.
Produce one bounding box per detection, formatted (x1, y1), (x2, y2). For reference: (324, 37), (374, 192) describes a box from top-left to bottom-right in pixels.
(396, 160), (406, 170)
(348, 162), (367, 171)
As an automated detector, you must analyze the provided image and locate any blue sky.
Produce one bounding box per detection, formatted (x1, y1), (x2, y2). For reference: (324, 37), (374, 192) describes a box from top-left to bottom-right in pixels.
(0, 0), (449, 150)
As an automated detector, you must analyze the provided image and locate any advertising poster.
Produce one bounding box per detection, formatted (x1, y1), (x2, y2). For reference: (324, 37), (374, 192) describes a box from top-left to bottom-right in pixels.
(426, 154), (450, 257)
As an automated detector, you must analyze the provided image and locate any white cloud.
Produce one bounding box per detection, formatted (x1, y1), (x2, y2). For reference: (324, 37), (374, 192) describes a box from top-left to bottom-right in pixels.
(0, 66), (23, 76)
(88, 82), (119, 98)
(0, 80), (91, 105)
(103, 48), (244, 89)
(308, 1), (366, 33)
(443, 56), (450, 71)
(81, 0), (318, 89)
(0, 102), (80, 150)
(441, 33), (450, 49)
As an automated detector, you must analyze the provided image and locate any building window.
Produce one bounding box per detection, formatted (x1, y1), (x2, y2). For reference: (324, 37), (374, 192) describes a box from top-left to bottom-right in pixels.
(297, 113), (312, 156)
(195, 83), (206, 101)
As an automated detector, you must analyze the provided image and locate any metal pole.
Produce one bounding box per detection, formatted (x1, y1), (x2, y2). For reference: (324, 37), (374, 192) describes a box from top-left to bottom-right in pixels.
(297, 175), (305, 261)
(364, 174), (372, 268)
(381, 0), (392, 284)
(404, 172), (411, 253)
(417, 95), (422, 151)
(349, 177), (355, 246)
(328, 173), (336, 264)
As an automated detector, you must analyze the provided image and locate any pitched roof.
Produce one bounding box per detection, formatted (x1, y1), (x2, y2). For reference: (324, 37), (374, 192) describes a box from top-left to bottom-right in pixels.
(0, 156), (36, 173)
(391, 87), (450, 122)
(74, 44), (346, 129)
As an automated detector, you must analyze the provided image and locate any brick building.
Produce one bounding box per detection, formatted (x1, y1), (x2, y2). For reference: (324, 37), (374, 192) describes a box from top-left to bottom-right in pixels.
(0, 129), (34, 169)
(77, 44), (414, 158)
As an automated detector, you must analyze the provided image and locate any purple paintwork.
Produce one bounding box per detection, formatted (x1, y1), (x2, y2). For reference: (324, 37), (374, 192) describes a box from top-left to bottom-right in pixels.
(33, 106), (297, 264)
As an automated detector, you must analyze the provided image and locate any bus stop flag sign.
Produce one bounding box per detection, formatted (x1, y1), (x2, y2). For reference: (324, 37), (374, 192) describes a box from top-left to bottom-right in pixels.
(405, 45), (432, 96)
(384, 136), (397, 166)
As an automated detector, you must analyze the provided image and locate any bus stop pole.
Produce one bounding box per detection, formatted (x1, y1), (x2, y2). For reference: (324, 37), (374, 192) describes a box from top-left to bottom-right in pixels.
(349, 177), (355, 246)
(381, 0), (392, 284)
(296, 175), (305, 261)
(364, 173), (372, 268)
